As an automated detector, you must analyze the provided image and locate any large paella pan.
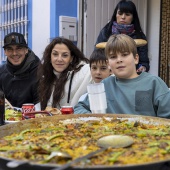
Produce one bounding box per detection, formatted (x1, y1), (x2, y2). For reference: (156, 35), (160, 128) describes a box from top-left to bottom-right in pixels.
(0, 114), (170, 170)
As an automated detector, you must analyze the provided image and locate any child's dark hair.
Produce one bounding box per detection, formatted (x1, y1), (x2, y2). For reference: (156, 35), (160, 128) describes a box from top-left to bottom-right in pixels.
(89, 48), (107, 68)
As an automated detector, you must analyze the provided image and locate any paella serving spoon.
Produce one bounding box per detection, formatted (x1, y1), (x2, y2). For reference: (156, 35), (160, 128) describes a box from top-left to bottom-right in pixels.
(45, 151), (72, 162)
(50, 135), (134, 170)
(6, 151), (72, 168)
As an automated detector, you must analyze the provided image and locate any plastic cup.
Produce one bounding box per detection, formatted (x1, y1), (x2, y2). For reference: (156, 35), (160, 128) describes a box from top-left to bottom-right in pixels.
(87, 83), (107, 114)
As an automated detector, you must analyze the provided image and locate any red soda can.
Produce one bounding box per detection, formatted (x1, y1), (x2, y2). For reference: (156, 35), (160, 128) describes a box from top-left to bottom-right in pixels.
(60, 106), (74, 114)
(22, 103), (35, 119)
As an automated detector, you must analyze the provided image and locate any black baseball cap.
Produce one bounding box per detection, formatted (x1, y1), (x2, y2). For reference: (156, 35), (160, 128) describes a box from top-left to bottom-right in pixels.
(3, 32), (28, 48)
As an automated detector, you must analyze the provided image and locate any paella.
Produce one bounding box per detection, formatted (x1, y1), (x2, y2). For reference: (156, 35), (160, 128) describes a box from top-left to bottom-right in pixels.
(0, 115), (170, 167)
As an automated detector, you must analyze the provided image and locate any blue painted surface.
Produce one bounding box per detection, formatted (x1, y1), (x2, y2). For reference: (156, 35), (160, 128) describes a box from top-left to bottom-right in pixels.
(28, 0), (32, 49)
(50, 0), (77, 40)
(50, 0), (57, 40)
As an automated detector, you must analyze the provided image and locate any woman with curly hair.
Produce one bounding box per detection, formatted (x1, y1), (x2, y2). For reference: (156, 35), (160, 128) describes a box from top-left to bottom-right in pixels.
(37, 37), (92, 110)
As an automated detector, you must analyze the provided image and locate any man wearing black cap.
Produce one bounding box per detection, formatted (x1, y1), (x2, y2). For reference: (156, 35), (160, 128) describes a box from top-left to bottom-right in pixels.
(0, 32), (40, 108)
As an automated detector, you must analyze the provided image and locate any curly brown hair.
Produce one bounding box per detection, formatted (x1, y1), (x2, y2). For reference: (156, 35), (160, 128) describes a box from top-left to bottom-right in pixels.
(37, 37), (89, 110)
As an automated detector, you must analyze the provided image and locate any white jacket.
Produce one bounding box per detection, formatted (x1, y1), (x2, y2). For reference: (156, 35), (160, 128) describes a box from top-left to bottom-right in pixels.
(47, 64), (92, 108)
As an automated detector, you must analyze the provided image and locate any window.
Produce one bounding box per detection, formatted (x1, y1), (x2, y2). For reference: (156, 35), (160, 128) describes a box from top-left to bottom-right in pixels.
(0, 0), (28, 61)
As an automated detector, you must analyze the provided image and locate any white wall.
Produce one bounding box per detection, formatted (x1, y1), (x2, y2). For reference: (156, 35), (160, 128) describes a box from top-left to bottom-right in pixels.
(32, 0), (50, 59)
(147, 0), (160, 76)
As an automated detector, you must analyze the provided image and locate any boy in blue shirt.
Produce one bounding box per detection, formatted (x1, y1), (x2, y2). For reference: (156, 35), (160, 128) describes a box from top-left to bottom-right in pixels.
(74, 34), (170, 118)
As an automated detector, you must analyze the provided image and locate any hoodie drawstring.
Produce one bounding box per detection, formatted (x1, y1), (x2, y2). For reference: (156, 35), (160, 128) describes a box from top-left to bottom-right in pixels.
(67, 71), (74, 103)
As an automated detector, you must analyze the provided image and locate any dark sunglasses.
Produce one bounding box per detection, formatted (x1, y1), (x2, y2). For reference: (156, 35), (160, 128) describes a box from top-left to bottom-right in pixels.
(4, 35), (24, 44)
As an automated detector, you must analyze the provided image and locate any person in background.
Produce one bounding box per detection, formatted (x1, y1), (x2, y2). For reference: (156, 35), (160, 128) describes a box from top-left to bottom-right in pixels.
(74, 34), (170, 119)
(95, 0), (150, 72)
(0, 32), (40, 108)
(79, 48), (111, 101)
(37, 37), (92, 110)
